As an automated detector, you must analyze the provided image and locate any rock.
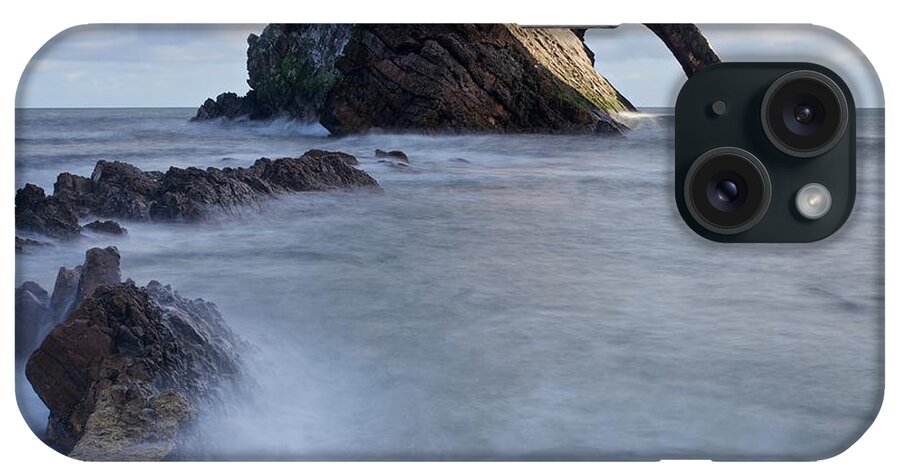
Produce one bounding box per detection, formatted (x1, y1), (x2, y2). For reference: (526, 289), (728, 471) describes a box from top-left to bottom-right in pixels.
(192, 25), (353, 122)
(79, 247), (122, 302)
(16, 247), (123, 360)
(17, 150), (379, 237)
(375, 149), (409, 163)
(192, 92), (255, 121)
(25, 266), (244, 459)
(15, 281), (52, 359)
(317, 24), (632, 135)
(15, 236), (46, 254)
(55, 161), (160, 220)
(50, 266), (82, 321)
(644, 24), (721, 77)
(249, 151), (379, 192)
(83, 220), (127, 235)
(304, 148), (358, 166)
(194, 24), (633, 134)
(15, 184), (81, 239)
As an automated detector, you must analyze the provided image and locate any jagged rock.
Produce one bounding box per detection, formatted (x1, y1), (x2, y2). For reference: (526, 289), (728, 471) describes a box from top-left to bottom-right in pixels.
(15, 282), (52, 359)
(375, 149), (409, 163)
(79, 247), (122, 302)
(192, 92), (256, 121)
(50, 266), (81, 321)
(15, 184), (81, 239)
(25, 249), (244, 460)
(55, 162), (160, 220)
(16, 150), (378, 236)
(193, 24), (634, 135)
(83, 220), (127, 235)
(644, 24), (721, 77)
(17, 247), (122, 360)
(318, 24), (633, 135)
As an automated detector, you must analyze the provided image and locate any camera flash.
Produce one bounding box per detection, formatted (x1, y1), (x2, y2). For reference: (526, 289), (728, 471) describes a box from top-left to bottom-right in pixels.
(795, 183), (832, 220)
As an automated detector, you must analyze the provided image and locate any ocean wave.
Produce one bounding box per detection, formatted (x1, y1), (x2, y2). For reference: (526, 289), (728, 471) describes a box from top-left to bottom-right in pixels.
(191, 115), (330, 137)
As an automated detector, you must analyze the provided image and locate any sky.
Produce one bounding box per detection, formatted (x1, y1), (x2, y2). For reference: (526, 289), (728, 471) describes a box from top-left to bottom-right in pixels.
(15, 24), (884, 109)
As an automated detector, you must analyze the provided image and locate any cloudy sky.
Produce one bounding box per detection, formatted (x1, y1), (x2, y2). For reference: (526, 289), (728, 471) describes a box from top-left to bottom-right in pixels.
(16, 24), (883, 108)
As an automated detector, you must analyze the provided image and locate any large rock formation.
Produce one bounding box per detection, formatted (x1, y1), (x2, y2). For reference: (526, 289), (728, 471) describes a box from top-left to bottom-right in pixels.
(193, 24), (636, 134)
(23, 248), (244, 460)
(15, 149), (378, 239)
(15, 247), (122, 359)
(644, 24), (721, 77)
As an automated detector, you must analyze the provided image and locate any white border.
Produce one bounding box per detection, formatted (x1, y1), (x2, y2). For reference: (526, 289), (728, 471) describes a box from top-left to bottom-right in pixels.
(2, 1), (893, 474)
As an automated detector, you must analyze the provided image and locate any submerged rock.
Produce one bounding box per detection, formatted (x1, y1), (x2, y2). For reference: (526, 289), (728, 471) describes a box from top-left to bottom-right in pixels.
(16, 149), (379, 238)
(193, 24), (635, 134)
(24, 249), (244, 460)
(83, 220), (128, 235)
(15, 236), (47, 254)
(375, 149), (409, 163)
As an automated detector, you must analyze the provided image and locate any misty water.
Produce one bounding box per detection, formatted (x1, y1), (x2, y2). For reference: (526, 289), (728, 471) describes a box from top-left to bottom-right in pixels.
(15, 108), (884, 460)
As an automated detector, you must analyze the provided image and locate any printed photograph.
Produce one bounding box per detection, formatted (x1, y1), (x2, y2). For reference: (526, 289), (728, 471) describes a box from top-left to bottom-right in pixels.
(14, 23), (883, 460)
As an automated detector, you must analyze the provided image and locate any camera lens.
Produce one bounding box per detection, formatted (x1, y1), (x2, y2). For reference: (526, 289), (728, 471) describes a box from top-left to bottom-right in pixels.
(793, 104), (815, 124)
(716, 180), (739, 202)
(761, 70), (849, 158)
(684, 147), (771, 235)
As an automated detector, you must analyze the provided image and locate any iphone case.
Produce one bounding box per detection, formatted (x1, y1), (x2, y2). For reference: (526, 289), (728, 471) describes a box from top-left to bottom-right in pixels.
(14, 23), (884, 461)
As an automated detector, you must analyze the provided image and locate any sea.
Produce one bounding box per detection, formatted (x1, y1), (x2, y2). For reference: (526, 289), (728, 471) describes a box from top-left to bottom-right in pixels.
(14, 108), (885, 460)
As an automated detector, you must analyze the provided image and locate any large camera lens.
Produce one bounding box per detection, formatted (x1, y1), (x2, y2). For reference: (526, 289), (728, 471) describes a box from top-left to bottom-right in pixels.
(761, 70), (849, 158)
(684, 147), (771, 235)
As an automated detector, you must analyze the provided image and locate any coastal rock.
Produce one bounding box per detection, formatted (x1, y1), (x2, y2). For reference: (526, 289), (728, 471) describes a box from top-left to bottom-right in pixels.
(17, 247), (122, 360)
(83, 220), (127, 235)
(375, 149), (409, 163)
(79, 247), (123, 302)
(16, 150), (379, 237)
(55, 162), (161, 220)
(15, 236), (46, 254)
(304, 148), (358, 166)
(25, 250), (244, 460)
(194, 24), (634, 134)
(644, 24), (721, 77)
(50, 266), (82, 321)
(15, 184), (81, 239)
(15, 281), (52, 359)
(193, 92), (256, 121)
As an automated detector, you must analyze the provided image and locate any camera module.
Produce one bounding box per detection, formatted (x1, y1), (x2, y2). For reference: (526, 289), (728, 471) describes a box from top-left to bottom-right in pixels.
(684, 147), (772, 235)
(761, 70), (849, 158)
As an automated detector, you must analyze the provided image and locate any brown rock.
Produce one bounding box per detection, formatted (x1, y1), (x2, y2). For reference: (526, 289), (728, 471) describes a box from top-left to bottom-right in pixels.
(25, 277), (244, 459)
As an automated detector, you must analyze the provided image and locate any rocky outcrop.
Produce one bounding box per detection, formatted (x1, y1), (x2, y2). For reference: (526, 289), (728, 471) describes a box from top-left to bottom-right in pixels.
(16, 150), (378, 238)
(15, 184), (81, 240)
(16, 247), (123, 360)
(644, 24), (721, 77)
(24, 249), (244, 460)
(15, 281), (53, 360)
(83, 220), (127, 235)
(193, 24), (634, 135)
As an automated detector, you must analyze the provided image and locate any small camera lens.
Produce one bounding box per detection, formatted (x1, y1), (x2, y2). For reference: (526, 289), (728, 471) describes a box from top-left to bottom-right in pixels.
(761, 70), (849, 158)
(684, 147), (771, 235)
(715, 180), (739, 203)
(793, 104), (815, 124)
